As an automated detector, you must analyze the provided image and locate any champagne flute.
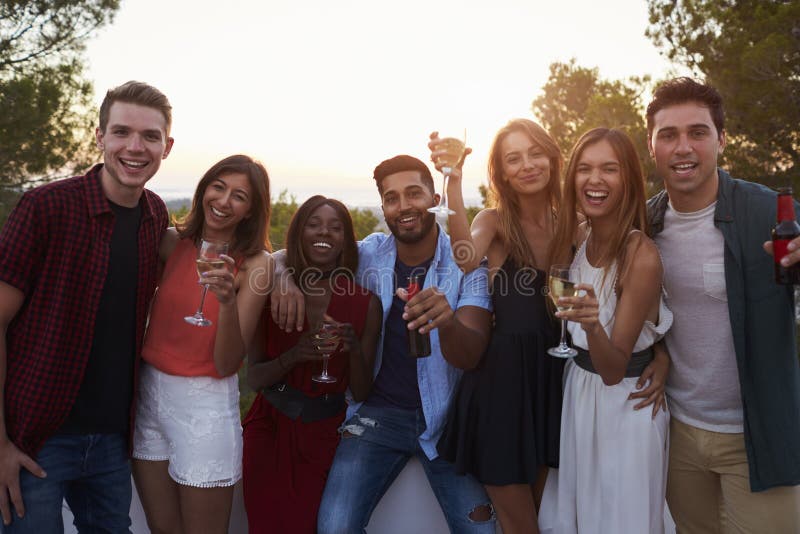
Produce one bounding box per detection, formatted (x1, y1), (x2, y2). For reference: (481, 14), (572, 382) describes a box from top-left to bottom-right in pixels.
(311, 321), (341, 383)
(547, 264), (580, 358)
(428, 129), (466, 216)
(184, 239), (229, 327)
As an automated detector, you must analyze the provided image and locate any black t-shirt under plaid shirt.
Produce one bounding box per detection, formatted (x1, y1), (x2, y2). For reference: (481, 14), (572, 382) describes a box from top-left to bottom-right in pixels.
(0, 164), (168, 456)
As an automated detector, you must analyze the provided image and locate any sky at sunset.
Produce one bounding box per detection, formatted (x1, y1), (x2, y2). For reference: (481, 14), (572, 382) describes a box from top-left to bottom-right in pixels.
(85, 0), (676, 206)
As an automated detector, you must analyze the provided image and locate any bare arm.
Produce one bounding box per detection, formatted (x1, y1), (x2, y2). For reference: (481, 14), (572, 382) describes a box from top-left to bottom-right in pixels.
(210, 252), (273, 377)
(344, 295), (382, 402)
(245, 317), (324, 391)
(0, 282), (45, 525)
(269, 249), (306, 333)
(158, 228), (179, 263)
(437, 305), (492, 369)
(558, 237), (663, 385)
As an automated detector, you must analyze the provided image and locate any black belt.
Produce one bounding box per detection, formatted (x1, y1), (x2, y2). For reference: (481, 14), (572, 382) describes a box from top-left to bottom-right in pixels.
(574, 347), (654, 378)
(262, 382), (345, 423)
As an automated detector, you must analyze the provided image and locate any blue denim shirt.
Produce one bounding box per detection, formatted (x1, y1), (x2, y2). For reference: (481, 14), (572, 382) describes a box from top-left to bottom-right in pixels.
(648, 169), (800, 491)
(348, 224), (491, 459)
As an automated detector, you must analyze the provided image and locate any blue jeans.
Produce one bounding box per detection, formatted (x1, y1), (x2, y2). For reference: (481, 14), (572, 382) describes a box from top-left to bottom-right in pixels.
(317, 404), (495, 533)
(0, 434), (132, 534)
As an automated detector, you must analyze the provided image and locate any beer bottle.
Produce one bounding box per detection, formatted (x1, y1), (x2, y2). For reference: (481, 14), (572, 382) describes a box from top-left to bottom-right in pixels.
(772, 187), (800, 285)
(406, 275), (431, 358)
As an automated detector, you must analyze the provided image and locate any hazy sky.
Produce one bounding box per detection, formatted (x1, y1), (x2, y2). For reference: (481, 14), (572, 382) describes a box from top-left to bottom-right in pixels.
(85, 0), (675, 206)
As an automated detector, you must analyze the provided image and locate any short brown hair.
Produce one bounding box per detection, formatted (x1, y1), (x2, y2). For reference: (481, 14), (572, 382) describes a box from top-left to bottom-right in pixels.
(646, 77), (724, 137)
(99, 81), (173, 135)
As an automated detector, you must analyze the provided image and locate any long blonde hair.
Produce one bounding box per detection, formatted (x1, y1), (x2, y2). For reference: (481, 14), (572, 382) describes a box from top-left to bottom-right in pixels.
(549, 128), (647, 287)
(488, 119), (562, 269)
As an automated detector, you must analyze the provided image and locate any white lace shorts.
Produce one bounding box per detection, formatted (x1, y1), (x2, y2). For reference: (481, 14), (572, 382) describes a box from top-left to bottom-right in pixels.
(132, 363), (243, 488)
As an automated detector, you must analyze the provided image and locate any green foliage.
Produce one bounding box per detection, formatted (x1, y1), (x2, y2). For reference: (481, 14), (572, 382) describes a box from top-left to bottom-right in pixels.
(0, 1), (119, 188)
(646, 0), (800, 189)
(350, 207), (380, 239)
(268, 190), (299, 251)
(532, 60), (655, 187)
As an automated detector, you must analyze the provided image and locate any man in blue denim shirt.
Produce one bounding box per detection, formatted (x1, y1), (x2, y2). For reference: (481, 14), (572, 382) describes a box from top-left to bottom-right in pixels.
(646, 78), (800, 533)
(272, 155), (495, 532)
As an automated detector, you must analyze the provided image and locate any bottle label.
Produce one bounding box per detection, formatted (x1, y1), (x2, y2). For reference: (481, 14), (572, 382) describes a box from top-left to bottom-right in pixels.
(774, 239), (791, 264)
(778, 194), (797, 222)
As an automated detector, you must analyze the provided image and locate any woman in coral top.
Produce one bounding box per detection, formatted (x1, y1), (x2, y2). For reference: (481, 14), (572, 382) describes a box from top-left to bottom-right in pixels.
(132, 154), (273, 534)
(242, 196), (382, 534)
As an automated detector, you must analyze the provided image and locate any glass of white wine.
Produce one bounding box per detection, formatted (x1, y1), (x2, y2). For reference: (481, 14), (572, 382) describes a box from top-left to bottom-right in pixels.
(547, 264), (580, 358)
(428, 129), (466, 216)
(312, 321), (341, 383)
(184, 239), (229, 327)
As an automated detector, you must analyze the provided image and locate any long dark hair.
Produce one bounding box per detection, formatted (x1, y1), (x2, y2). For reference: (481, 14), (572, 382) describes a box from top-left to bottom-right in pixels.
(285, 196), (359, 285)
(177, 154), (272, 257)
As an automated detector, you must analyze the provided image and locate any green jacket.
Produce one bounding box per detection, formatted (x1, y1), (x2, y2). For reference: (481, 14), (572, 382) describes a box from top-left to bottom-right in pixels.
(648, 169), (800, 491)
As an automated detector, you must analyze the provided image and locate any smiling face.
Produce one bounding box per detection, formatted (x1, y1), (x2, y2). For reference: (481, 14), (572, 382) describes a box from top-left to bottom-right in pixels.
(96, 101), (173, 207)
(499, 131), (551, 196)
(380, 170), (438, 244)
(201, 172), (253, 242)
(301, 203), (345, 271)
(574, 139), (623, 223)
(649, 101), (726, 212)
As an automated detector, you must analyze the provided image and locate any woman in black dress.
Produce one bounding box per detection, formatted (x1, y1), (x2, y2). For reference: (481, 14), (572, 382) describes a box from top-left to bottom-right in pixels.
(430, 119), (564, 534)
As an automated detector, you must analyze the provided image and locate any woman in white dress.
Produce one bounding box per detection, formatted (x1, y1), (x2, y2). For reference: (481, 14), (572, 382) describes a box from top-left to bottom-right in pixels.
(539, 128), (671, 533)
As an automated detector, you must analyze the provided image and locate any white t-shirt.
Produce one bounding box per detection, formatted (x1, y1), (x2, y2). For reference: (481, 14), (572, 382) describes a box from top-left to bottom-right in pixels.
(655, 202), (743, 433)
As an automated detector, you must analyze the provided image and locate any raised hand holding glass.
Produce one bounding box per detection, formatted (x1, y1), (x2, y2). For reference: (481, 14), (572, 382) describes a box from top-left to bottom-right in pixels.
(428, 129), (466, 216)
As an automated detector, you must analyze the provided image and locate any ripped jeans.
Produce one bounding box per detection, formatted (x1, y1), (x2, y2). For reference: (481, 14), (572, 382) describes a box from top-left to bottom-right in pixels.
(317, 404), (495, 534)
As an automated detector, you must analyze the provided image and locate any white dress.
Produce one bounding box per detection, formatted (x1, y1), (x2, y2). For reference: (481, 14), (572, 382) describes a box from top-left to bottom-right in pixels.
(539, 234), (672, 534)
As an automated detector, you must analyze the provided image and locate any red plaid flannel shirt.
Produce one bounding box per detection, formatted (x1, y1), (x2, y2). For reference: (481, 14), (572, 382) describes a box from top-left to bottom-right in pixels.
(0, 164), (167, 456)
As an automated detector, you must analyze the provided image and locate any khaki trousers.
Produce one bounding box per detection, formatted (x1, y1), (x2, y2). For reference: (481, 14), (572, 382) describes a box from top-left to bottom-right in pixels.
(666, 418), (800, 534)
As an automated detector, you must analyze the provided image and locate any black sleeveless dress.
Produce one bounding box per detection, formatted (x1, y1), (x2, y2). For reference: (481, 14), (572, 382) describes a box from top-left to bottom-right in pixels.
(438, 259), (564, 485)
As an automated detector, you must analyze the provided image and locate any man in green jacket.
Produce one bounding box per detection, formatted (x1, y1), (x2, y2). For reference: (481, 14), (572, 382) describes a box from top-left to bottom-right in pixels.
(646, 77), (800, 533)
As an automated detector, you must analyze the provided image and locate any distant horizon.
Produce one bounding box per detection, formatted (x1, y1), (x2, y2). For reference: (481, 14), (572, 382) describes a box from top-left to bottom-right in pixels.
(150, 181), (484, 209)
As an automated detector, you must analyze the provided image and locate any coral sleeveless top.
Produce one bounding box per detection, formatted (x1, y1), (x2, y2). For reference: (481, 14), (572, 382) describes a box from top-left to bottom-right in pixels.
(142, 238), (231, 378)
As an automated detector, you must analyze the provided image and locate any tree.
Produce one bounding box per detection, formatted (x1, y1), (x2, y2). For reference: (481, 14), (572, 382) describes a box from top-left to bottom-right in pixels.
(268, 190), (299, 251)
(0, 1), (120, 224)
(647, 0), (800, 188)
(532, 60), (655, 188)
(350, 207), (380, 239)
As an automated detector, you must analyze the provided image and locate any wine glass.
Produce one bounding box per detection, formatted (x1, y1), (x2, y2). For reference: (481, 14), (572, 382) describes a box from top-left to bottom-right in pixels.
(311, 321), (341, 383)
(547, 264), (580, 358)
(184, 239), (229, 327)
(428, 129), (466, 216)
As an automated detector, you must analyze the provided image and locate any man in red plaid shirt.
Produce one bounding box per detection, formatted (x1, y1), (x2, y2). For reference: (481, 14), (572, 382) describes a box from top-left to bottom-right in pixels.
(0, 81), (174, 533)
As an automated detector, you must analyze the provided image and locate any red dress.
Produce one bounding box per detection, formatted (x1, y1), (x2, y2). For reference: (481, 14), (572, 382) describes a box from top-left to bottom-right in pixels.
(242, 277), (373, 534)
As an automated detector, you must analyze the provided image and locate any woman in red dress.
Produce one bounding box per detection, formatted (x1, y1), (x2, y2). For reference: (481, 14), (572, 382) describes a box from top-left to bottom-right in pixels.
(242, 196), (382, 534)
